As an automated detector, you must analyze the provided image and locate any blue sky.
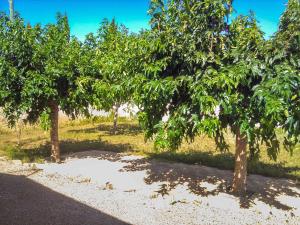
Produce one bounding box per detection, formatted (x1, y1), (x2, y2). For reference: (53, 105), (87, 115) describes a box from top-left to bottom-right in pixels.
(0, 0), (287, 41)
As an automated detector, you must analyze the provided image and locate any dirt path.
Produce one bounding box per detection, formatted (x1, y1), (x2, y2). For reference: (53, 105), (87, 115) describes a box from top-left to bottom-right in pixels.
(0, 151), (299, 225)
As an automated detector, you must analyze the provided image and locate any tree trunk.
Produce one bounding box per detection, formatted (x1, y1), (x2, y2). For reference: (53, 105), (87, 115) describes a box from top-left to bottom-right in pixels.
(112, 104), (119, 135)
(9, 0), (14, 21)
(49, 101), (60, 163)
(232, 128), (248, 195)
(16, 119), (23, 147)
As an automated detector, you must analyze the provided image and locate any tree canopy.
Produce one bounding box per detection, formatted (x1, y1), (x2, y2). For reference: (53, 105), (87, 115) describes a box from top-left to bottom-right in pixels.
(133, 0), (300, 193)
(84, 19), (132, 112)
(256, 0), (300, 152)
(134, 0), (266, 151)
(0, 13), (36, 125)
(0, 14), (93, 161)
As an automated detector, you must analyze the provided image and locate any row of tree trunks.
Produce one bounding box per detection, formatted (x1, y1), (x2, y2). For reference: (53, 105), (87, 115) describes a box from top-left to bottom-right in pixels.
(48, 101), (249, 193)
(22, 99), (250, 192)
(49, 101), (60, 163)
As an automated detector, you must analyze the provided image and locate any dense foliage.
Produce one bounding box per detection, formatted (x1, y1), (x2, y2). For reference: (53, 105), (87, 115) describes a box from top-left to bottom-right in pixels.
(0, 14), (34, 124)
(134, 0), (300, 155)
(255, 0), (300, 155)
(134, 0), (267, 153)
(0, 14), (91, 124)
(91, 19), (132, 111)
(0, 14), (93, 161)
(81, 19), (138, 132)
(133, 0), (300, 192)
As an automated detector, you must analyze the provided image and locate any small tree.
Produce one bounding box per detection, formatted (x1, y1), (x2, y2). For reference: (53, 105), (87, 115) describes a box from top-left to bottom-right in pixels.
(133, 0), (297, 194)
(91, 19), (133, 134)
(29, 15), (93, 162)
(0, 14), (92, 162)
(220, 14), (266, 193)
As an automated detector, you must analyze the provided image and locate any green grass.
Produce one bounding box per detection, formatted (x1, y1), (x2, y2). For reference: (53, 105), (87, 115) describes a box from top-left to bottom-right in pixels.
(0, 116), (299, 180)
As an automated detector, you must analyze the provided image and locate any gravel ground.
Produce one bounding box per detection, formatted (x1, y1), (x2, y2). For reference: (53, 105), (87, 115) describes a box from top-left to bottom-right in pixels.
(0, 150), (299, 225)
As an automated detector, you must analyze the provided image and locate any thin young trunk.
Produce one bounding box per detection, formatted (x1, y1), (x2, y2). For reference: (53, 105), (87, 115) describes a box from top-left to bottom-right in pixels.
(9, 0), (14, 21)
(49, 101), (60, 163)
(112, 104), (119, 135)
(232, 128), (248, 195)
(16, 119), (22, 147)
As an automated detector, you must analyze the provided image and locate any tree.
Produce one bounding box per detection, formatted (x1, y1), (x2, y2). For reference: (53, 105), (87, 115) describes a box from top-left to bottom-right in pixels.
(30, 15), (93, 162)
(91, 19), (133, 134)
(0, 14), (92, 162)
(135, 0), (233, 149)
(223, 14), (266, 193)
(133, 0), (290, 194)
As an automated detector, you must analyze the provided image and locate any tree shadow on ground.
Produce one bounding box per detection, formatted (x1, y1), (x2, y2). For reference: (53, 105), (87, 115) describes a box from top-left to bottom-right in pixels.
(149, 151), (300, 180)
(70, 150), (299, 211)
(10, 139), (133, 162)
(68, 123), (142, 136)
(121, 154), (300, 210)
(60, 140), (133, 155)
(0, 173), (129, 225)
(9, 137), (300, 211)
(11, 138), (300, 181)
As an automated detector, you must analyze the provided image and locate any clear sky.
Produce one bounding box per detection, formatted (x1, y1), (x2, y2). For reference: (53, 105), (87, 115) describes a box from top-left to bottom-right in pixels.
(0, 0), (287, 41)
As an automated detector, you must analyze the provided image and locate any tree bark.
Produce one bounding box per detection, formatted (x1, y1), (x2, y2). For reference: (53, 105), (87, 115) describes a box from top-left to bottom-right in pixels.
(232, 128), (248, 195)
(49, 101), (60, 163)
(112, 104), (120, 135)
(9, 0), (14, 21)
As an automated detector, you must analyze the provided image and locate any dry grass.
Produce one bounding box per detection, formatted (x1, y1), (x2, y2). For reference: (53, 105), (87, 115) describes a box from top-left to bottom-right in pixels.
(0, 116), (299, 180)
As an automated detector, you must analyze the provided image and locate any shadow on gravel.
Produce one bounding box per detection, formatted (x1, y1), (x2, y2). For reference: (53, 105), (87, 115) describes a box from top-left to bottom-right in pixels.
(7, 136), (300, 212)
(129, 158), (299, 210)
(68, 123), (142, 136)
(60, 140), (132, 155)
(9, 140), (132, 162)
(73, 151), (299, 211)
(0, 173), (129, 225)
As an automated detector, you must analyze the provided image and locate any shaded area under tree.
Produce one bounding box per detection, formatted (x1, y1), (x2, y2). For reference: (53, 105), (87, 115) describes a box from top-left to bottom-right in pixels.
(68, 150), (300, 211)
(0, 172), (129, 225)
